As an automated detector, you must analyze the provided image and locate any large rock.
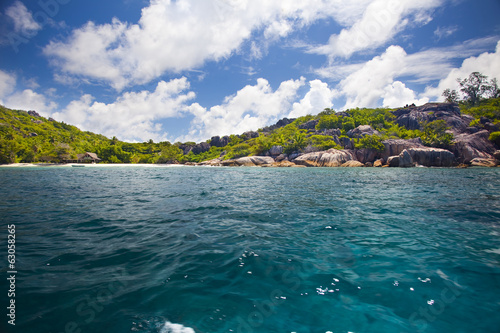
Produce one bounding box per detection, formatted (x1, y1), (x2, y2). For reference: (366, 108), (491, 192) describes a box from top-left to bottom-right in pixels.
(294, 149), (354, 167)
(453, 130), (496, 163)
(402, 147), (455, 167)
(355, 149), (378, 164)
(190, 142), (211, 154)
(340, 137), (354, 150)
(221, 156), (275, 167)
(210, 136), (230, 148)
(494, 151), (500, 161)
(269, 145), (283, 157)
(261, 118), (295, 132)
(198, 158), (222, 166)
(298, 119), (319, 130)
(381, 138), (423, 160)
(470, 158), (498, 167)
(387, 156), (400, 167)
(399, 150), (414, 167)
(241, 131), (259, 139)
(393, 103), (469, 133)
(347, 125), (380, 138)
(373, 159), (384, 167)
(341, 161), (364, 167)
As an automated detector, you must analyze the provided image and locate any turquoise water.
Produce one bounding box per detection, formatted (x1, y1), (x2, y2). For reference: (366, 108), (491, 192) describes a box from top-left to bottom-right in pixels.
(1, 166), (500, 333)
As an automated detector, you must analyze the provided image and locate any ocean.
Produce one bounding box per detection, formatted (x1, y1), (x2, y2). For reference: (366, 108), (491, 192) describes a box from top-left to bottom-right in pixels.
(1, 165), (499, 333)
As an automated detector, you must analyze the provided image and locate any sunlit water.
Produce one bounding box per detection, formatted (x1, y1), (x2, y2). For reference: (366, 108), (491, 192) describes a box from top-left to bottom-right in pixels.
(1, 166), (499, 333)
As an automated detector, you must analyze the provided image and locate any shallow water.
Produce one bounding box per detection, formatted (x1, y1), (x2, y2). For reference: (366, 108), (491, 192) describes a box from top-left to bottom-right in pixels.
(1, 166), (499, 333)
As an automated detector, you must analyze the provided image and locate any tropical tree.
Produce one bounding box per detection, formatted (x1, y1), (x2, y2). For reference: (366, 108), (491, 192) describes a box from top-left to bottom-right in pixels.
(458, 72), (492, 106)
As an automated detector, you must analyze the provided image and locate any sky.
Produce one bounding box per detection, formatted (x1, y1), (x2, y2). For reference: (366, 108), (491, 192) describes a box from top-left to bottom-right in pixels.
(0, 0), (499, 143)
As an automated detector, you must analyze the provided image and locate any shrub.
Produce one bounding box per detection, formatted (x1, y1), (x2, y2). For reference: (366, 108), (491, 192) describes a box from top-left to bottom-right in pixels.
(489, 131), (500, 146)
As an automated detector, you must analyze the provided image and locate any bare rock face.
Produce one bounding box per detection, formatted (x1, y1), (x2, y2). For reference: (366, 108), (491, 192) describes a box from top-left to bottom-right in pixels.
(294, 149), (354, 167)
(399, 150), (414, 167)
(387, 156), (400, 167)
(381, 138), (423, 160)
(470, 158), (498, 167)
(222, 156), (275, 167)
(347, 125), (380, 138)
(453, 130), (496, 163)
(355, 149), (379, 164)
(340, 160), (365, 167)
(373, 159), (384, 167)
(401, 147), (455, 167)
(393, 103), (469, 133)
(269, 145), (284, 157)
(494, 151), (500, 161)
(198, 158), (222, 166)
(210, 136), (230, 148)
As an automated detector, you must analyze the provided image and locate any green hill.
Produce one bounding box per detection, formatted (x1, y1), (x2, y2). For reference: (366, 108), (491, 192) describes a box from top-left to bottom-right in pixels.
(1, 98), (499, 165)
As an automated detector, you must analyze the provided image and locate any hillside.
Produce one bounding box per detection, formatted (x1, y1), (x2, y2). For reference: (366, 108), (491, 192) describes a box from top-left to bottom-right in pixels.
(1, 99), (499, 165)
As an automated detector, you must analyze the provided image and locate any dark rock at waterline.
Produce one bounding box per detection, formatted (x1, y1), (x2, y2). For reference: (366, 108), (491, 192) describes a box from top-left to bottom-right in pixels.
(398, 147), (456, 167)
(452, 130), (496, 163)
(381, 138), (423, 160)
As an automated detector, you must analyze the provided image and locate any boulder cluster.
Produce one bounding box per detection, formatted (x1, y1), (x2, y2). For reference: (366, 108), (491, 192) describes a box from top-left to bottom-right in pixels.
(192, 103), (500, 168)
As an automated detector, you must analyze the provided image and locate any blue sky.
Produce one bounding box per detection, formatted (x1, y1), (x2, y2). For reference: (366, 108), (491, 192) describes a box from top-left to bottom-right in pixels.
(0, 0), (499, 143)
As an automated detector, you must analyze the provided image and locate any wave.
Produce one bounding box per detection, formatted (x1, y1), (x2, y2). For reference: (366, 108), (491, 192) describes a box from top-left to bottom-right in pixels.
(160, 321), (195, 333)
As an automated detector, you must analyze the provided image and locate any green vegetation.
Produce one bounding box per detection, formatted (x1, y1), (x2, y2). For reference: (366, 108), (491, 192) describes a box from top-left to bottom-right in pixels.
(2, 90), (499, 165)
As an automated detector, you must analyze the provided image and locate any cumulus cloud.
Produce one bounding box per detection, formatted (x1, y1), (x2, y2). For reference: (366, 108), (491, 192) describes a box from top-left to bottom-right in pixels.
(180, 77), (306, 142)
(43, 0), (426, 90)
(289, 80), (337, 118)
(4, 89), (58, 115)
(383, 81), (428, 107)
(424, 41), (500, 100)
(0, 70), (17, 103)
(5, 1), (41, 35)
(339, 45), (407, 109)
(51, 78), (196, 142)
(310, 0), (442, 59)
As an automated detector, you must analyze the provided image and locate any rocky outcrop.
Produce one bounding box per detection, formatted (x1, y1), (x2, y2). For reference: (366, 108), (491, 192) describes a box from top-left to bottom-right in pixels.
(28, 110), (41, 117)
(298, 119), (319, 130)
(198, 158), (222, 166)
(393, 103), (469, 133)
(221, 156), (275, 167)
(452, 130), (496, 163)
(210, 136), (230, 148)
(340, 137), (354, 150)
(293, 149), (353, 167)
(347, 125), (380, 138)
(471, 158), (498, 167)
(269, 145), (283, 157)
(387, 156), (400, 167)
(354, 149), (379, 164)
(241, 131), (259, 139)
(373, 159), (384, 167)
(261, 118), (295, 132)
(470, 158), (498, 167)
(341, 161), (364, 167)
(381, 138), (423, 160)
(494, 151), (500, 161)
(402, 147), (455, 167)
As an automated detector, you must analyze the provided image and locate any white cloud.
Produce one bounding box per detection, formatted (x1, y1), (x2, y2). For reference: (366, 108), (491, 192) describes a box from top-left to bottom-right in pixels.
(0, 70), (17, 103)
(310, 0), (442, 59)
(180, 77), (306, 142)
(339, 45), (407, 109)
(424, 41), (500, 100)
(289, 80), (337, 118)
(434, 25), (458, 40)
(43, 0), (430, 90)
(5, 1), (42, 35)
(51, 78), (196, 142)
(4, 89), (58, 116)
(383, 81), (428, 107)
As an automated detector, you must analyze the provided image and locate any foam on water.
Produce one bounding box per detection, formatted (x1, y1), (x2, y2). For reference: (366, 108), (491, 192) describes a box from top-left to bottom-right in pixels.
(160, 321), (196, 333)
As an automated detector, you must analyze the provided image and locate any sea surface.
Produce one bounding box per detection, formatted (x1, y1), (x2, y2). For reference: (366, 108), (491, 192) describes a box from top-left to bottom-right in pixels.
(1, 165), (500, 333)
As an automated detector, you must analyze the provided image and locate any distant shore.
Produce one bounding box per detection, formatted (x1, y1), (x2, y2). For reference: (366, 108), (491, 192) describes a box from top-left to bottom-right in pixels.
(0, 163), (186, 168)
